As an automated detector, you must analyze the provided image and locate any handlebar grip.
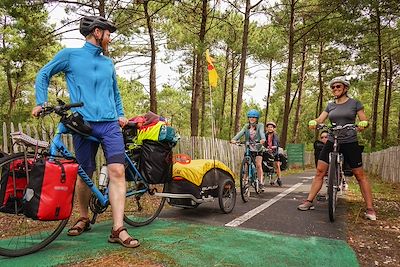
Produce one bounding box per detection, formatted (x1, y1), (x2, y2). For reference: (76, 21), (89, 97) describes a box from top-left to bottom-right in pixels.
(67, 102), (84, 108)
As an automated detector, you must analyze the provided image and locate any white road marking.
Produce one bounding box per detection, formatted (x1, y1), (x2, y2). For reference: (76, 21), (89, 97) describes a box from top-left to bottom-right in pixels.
(225, 183), (304, 227)
(298, 176), (314, 180)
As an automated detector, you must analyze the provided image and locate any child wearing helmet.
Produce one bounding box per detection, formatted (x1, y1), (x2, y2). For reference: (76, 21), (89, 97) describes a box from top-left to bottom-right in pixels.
(231, 109), (266, 189)
(264, 121), (283, 186)
(298, 76), (376, 221)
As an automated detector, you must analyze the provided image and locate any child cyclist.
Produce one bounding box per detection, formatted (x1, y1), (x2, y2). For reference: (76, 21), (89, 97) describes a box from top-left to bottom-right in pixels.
(264, 121), (282, 186)
(230, 109), (266, 190)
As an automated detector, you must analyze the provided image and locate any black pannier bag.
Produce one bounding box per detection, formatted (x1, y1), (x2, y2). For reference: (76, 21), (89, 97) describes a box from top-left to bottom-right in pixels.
(279, 153), (288, 171)
(262, 152), (275, 173)
(24, 158), (79, 221)
(0, 159), (32, 214)
(139, 140), (173, 184)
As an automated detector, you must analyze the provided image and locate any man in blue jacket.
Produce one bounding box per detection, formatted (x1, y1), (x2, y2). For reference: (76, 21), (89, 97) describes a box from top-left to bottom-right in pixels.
(32, 16), (139, 248)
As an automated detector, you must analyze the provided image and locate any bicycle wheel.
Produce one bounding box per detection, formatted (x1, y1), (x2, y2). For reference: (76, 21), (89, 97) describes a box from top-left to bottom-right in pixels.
(253, 175), (261, 194)
(327, 154), (338, 222)
(0, 153), (68, 257)
(218, 178), (236, 213)
(239, 160), (250, 202)
(123, 179), (166, 227)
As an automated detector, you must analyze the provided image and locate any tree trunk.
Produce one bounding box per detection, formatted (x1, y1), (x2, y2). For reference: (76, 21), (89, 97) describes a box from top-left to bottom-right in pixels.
(264, 58), (273, 125)
(398, 108), (400, 145)
(5, 64), (21, 125)
(234, 0), (251, 133)
(315, 40), (324, 140)
(382, 60), (388, 142)
(229, 53), (236, 137)
(98, 0), (105, 17)
(316, 41), (324, 117)
(191, 52), (196, 90)
(218, 46), (230, 138)
(190, 0), (207, 136)
(371, 4), (382, 150)
(144, 0), (157, 113)
(280, 0), (296, 148)
(292, 39), (308, 143)
(382, 54), (392, 143)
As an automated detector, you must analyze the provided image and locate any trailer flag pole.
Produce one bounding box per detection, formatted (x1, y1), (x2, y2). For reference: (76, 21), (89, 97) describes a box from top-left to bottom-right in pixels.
(205, 49), (218, 161)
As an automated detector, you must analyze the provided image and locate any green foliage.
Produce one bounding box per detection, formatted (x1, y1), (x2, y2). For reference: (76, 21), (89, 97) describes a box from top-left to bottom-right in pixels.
(118, 78), (149, 117)
(0, 0), (59, 124)
(157, 84), (191, 136)
(1, 0), (400, 152)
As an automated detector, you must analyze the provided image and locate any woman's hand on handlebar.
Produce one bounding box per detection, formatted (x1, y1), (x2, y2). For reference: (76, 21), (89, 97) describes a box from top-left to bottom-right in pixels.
(31, 106), (43, 117)
(308, 119), (318, 129)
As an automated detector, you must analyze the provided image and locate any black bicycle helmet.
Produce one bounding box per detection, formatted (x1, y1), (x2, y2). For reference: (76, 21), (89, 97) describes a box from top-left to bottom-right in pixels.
(79, 16), (117, 37)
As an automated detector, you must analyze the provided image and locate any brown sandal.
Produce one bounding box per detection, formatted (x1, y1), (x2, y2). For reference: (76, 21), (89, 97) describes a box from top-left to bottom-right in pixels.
(108, 226), (140, 248)
(67, 217), (91, 236)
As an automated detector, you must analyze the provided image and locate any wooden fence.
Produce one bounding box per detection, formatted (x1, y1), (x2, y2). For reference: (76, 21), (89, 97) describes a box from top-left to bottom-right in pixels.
(1, 122), (399, 183)
(362, 146), (400, 183)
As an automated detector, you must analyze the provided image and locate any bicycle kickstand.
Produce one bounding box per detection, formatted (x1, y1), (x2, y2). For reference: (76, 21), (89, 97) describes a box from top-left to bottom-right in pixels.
(90, 213), (98, 224)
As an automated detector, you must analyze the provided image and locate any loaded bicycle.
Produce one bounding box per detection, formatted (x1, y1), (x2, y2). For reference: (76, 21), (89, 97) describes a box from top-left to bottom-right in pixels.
(0, 100), (166, 257)
(317, 123), (356, 222)
(233, 141), (264, 202)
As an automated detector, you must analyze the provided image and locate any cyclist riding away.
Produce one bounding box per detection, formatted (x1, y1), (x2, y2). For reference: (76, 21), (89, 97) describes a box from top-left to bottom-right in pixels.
(264, 121), (282, 186)
(297, 76), (376, 221)
(231, 109), (266, 190)
(32, 16), (140, 247)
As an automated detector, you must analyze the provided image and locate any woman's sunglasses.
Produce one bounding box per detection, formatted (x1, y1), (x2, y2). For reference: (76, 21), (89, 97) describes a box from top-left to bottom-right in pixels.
(331, 85), (342, 89)
(320, 136), (328, 139)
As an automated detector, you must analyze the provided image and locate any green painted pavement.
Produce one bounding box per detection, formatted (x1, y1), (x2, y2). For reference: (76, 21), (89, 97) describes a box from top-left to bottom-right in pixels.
(0, 219), (359, 266)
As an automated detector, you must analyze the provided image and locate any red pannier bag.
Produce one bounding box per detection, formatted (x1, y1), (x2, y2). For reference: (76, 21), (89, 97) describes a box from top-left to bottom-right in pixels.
(0, 159), (33, 214)
(24, 158), (79, 221)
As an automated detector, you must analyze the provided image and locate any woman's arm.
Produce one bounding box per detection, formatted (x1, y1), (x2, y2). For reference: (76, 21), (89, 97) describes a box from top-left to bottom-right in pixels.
(231, 125), (247, 142)
(357, 109), (368, 131)
(259, 124), (266, 144)
(315, 111), (329, 124)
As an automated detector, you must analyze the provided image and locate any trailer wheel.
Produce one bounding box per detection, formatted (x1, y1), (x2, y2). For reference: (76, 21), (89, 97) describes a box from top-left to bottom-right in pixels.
(218, 179), (236, 213)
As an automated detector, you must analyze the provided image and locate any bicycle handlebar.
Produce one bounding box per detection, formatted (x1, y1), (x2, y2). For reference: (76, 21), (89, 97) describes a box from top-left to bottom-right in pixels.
(317, 123), (356, 131)
(39, 99), (84, 117)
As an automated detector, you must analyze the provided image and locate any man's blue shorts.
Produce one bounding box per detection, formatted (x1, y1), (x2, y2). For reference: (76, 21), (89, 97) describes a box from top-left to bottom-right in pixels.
(73, 121), (125, 176)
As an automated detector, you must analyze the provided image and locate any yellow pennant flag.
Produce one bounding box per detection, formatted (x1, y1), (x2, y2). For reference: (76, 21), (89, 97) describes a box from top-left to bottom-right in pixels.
(205, 49), (218, 88)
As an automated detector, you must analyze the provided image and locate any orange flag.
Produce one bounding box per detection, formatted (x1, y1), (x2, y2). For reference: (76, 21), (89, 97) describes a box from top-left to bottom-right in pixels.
(205, 49), (218, 88)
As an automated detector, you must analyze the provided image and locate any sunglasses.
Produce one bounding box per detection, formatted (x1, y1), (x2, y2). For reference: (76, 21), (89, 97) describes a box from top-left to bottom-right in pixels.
(331, 85), (342, 89)
(248, 117), (257, 119)
(320, 136), (328, 139)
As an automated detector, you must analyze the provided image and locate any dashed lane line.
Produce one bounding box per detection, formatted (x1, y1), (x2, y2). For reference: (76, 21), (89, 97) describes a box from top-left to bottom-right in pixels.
(225, 182), (304, 227)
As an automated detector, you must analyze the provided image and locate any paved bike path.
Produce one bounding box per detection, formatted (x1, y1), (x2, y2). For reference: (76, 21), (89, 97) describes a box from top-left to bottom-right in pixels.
(1, 219), (358, 266)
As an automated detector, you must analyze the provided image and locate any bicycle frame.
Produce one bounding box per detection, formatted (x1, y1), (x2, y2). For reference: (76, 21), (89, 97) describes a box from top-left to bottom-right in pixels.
(50, 122), (147, 207)
(328, 127), (347, 190)
(243, 141), (257, 182)
(323, 123), (355, 222)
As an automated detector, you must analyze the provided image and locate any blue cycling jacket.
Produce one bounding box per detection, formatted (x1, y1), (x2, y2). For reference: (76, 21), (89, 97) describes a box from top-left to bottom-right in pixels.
(35, 42), (124, 122)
